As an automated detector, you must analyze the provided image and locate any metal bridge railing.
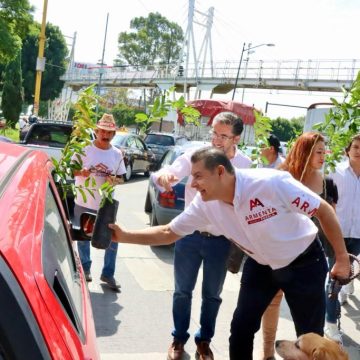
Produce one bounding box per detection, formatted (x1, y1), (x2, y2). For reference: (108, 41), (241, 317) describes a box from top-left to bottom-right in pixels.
(61, 59), (360, 84)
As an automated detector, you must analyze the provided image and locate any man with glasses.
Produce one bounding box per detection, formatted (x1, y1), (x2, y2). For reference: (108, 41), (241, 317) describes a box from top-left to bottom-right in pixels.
(151, 112), (251, 360)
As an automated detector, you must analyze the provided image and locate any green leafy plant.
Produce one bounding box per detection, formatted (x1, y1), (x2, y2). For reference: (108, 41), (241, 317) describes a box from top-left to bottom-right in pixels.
(52, 85), (114, 207)
(240, 110), (273, 167)
(313, 71), (360, 172)
(134, 87), (200, 134)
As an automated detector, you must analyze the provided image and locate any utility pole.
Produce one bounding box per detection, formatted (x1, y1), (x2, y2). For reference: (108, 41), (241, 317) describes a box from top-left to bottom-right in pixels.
(33, 0), (48, 116)
(96, 13), (109, 118)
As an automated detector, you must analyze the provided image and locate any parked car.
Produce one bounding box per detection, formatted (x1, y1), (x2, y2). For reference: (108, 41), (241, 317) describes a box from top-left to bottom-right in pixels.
(144, 132), (189, 164)
(111, 132), (156, 181)
(0, 142), (99, 359)
(144, 141), (209, 226)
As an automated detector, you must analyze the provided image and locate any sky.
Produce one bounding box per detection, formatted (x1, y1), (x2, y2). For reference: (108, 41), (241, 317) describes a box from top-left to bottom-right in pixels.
(30, 0), (360, 119)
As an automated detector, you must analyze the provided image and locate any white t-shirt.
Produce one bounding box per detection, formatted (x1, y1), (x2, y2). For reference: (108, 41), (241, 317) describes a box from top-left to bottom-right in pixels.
(73, 142), (126, 210)
(329, 162), (360, 238)
(170, 168), (321, 269)
(151, 145), (252, 234)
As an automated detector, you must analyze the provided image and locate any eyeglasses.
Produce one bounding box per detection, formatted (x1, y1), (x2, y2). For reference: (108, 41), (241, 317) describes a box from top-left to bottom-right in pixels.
(209, 130), (234, 141)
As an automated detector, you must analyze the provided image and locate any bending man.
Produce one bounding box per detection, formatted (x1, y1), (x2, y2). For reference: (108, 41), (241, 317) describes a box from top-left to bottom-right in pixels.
(109, 147), (350, 360)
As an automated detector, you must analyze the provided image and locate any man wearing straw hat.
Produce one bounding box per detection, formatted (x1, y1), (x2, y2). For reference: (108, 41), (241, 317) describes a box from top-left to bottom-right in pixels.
(73, 113), (126, 290)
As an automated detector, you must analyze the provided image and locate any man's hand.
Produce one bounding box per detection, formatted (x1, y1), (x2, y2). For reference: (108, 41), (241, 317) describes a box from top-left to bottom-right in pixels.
(108, 224), (124, 242)
(330, 253), (351, 281)
(80, 168), (91, 177)
(106, 175), (124, 186)
(157, 173), (179, 192)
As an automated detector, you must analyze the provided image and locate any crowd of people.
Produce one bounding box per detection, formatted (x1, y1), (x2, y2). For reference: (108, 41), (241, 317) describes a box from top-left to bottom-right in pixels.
(74, 111), (359, 360)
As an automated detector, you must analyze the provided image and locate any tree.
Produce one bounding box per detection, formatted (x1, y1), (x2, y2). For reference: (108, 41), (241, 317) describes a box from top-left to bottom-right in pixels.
(1, 51), (23, 128)
(112, 103), (143, 127)
(315, 71), (360, 172)
(21, 22), (68, 104)
(270, 117), (303, 141)
(116, 12), (184, 67)
(0, 0), (33, 64)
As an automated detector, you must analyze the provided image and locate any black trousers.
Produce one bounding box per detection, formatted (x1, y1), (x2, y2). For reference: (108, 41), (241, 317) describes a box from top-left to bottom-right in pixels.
(229, 239), (328, 360)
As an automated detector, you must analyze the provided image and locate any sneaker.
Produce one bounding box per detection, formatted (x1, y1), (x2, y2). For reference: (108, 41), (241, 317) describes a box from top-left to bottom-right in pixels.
(84, 271), (92, 282)
(344, 280), (354, 295)
(100, 275), (121, 290)
(167, 340), (184, 360)
(195, 341), (214, 360)
(338, 288), (348, 305)
(324, 322), (343, 345)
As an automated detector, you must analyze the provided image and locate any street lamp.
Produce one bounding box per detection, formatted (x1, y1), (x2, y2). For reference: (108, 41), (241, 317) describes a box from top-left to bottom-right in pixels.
(231, 42), (275, 101)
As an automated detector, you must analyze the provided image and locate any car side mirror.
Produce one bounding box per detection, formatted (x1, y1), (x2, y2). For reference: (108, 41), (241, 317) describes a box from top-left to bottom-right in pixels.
(71, 212), (97, 241)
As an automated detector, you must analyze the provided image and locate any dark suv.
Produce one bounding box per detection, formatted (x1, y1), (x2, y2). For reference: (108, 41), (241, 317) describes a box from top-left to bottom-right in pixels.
(144, 132), (188, 164)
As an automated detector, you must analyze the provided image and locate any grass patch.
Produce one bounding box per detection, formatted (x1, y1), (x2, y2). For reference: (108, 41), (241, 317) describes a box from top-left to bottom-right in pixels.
(0, 126), (20, 142)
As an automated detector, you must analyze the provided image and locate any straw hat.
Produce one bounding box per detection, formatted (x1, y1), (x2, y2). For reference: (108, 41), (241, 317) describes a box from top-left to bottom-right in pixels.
(96, 113), (116, 131)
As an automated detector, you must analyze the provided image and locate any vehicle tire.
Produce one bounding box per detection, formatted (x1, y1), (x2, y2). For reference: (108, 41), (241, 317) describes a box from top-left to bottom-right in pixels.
(124, 163), (132, 182)
(144, 191), (152, 213)
(149, 209), (158, 226)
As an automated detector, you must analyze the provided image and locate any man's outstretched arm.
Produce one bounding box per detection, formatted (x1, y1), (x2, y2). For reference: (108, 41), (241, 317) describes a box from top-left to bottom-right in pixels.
(108, 223), (181, 246)
(315, 199), (350, 279)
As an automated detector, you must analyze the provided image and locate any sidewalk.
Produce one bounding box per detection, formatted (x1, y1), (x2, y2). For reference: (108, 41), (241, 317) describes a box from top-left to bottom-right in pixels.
(94, 242), (360, 359)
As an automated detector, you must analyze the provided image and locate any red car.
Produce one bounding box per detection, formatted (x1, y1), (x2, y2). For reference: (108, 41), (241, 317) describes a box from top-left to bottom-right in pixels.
(0, 142), (99, 359)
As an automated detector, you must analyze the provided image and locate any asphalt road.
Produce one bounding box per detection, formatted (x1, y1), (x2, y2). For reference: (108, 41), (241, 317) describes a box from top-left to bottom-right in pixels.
(84, 174), (360, 360)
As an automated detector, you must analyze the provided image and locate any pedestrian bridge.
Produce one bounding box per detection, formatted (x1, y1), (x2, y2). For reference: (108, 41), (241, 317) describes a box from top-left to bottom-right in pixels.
(61, 58), (360, 94)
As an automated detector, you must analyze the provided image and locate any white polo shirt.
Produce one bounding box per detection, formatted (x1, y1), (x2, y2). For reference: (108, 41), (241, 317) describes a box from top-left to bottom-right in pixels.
(152, 146), (252, 234)
(170, 168), (321, 269)
(329, 162), (360, 238)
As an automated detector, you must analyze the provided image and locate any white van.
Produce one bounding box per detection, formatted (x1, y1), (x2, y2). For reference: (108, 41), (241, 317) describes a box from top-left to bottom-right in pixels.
(303, 103), (333, 132)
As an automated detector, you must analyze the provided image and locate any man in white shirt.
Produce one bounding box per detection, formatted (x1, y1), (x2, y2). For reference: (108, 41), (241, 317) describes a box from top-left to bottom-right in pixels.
(73, 113), (126, 291)
(152, 112), (251, 360)
(329, 134), (360, 305)
(109, 147), (350, 360)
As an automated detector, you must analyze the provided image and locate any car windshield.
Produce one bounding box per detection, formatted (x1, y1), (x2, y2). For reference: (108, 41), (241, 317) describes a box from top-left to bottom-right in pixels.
(27, 125), (72, 147)
(111, 134), (127, 147)
(145, 134), (175, 146)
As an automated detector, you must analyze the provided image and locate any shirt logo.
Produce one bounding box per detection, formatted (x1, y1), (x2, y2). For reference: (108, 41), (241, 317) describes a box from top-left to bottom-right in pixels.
(250, 198), (264, 211)
(89, 163), (112, 177)
(291, 197), (318, 217)
(245, 208), (278, 224)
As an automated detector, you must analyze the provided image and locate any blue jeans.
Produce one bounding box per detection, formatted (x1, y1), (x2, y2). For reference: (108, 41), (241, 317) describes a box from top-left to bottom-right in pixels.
(74, 204), (118, 278)
(229, 239), (328, 360)
(172, 231), (231, 344)
(326, 237), (360, 323)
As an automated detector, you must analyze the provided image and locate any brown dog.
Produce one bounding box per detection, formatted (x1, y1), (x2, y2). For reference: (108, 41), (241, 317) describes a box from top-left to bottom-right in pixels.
(275, 332), (349, 360)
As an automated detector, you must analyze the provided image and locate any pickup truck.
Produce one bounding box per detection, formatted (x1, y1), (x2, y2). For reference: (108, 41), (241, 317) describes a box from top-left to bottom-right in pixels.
(20, 120), (75, 161)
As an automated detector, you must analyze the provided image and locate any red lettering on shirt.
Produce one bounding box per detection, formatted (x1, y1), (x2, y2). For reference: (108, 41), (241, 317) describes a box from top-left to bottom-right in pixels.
(300, 201), (309, 211)
(250, 198), (264, 211)
(292, 197), (301, 207)
(292, 197), (318, 217)
(308, 208), (318, 217)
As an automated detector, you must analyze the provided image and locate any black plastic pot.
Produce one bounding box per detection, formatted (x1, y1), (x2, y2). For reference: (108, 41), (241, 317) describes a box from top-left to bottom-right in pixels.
(91, 199), (119, 249)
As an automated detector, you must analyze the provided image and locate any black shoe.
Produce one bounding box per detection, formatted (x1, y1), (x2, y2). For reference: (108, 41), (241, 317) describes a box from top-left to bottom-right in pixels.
(84, 271), (92, 282)
(100, 275), (121, 290)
